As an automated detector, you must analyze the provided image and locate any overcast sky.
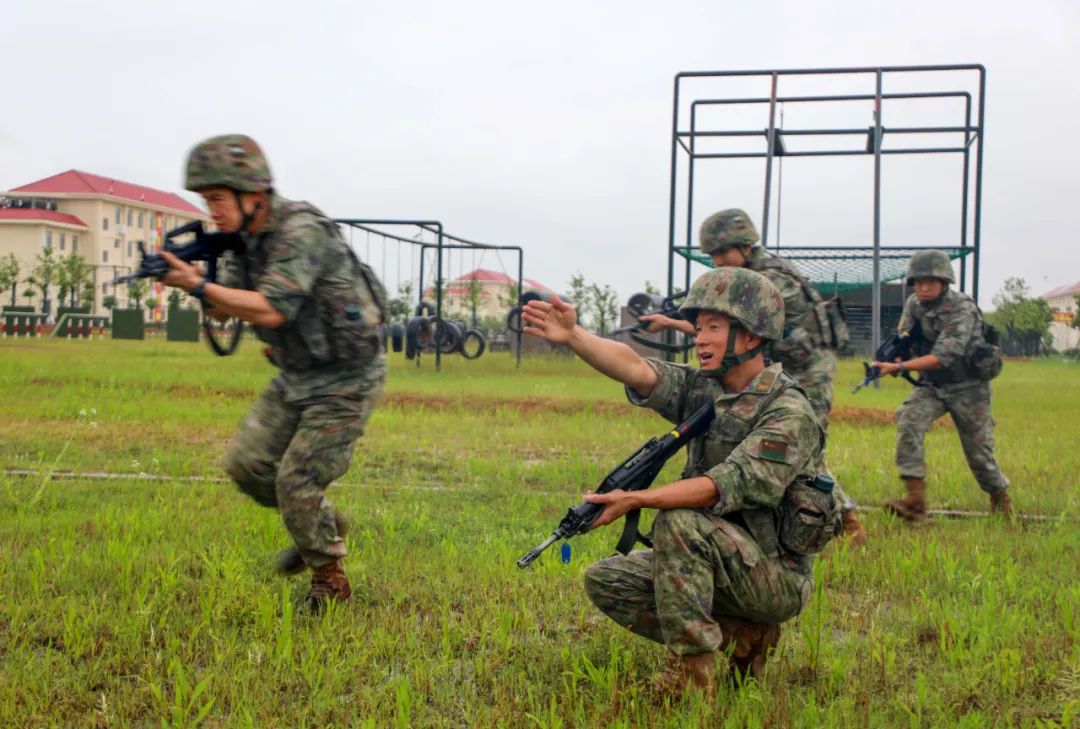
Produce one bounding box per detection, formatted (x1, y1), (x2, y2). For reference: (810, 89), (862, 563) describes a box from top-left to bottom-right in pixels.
(2, 0), (1077, 308)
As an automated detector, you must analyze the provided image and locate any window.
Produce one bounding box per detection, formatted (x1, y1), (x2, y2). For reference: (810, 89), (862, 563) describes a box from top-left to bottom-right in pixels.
(127, 209), (133, 226)
(114, 239), (120, 249)
(138, 212), (144, 228)
(59, 233), (66, 251)
(45, 230), (52, 248)
(102, 283), (109, 293)
(72, 236), (78, 252)
(127, 241), (132, 258)
(103, 251), (109, 263)
(115, 207), (121, 224)
(103, 217), (108, 231)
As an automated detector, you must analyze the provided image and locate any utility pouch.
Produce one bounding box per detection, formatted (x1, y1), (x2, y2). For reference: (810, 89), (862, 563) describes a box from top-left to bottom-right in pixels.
(967, 321), (1003, 382)
(778, 474), (841, 556)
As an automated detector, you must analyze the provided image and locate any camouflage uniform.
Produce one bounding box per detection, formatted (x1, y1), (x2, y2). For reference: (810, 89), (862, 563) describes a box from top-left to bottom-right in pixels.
(700, 211), (855, 513)
(894, 287), (1008, 494)
(584, 268), (825, 658)
(186, 135), (387, 571)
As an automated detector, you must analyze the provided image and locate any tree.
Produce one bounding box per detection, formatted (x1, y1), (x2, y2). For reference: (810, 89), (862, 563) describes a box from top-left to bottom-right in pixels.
(588, 283), (619, 335)
(146, 297), (159, 313)
(80, 282), (96, 311)
(464, 274), (484, 327)
(1072, 294), (1080, 330)
(0, 254), (19, 307)
(22, 287), (35, 307)
(30, 246), (59, 315)
(498, 281), (521, 311)
(644, 280), (661, 296)
(102, 295), (117, 310)
(386, 281), (413, 322)
(986, 277), (1053, 357)
(127, 279), (149, 309)
(567, 273), (591, 320)
(55, 252), (93, 307)
(167, 289), (183, 310)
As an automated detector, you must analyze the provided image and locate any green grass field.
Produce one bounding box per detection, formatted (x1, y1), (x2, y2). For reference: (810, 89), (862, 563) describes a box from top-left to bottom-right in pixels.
(0, 339), (1077, 727)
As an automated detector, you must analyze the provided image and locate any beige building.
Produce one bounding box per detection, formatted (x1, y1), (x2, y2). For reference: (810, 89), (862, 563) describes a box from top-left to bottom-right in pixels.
(423, 268), (553, 322)
(1042, 280), (1080, 352)
(0, 169), (207, 317)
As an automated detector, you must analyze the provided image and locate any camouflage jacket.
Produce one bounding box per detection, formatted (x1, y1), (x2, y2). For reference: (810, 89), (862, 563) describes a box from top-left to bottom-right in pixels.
(221, 194), (387, 399)
(744, 247), (834, 383)
(899, 288), (984, 385)
(628, 360), (824, 560)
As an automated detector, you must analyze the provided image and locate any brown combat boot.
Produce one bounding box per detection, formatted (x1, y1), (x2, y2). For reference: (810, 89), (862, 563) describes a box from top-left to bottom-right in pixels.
(884, 478), (928, 523)
(304, 559), (352, 614)
(651, 651), (719, 699)
(989, 490), (1013, 519)
(840, 510), (868, 547)
(718, 619), (781, 678)
(276, 511), (350, 576)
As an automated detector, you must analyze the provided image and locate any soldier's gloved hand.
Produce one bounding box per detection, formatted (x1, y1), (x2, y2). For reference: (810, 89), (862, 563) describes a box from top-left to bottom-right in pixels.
(583, 489), (642, 528)
(522, 293), (577, 344)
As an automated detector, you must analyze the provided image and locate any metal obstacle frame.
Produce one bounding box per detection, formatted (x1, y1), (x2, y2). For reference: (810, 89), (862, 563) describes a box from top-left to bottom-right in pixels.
(335, 219), (525, 370)
(665, 64), (987, 359)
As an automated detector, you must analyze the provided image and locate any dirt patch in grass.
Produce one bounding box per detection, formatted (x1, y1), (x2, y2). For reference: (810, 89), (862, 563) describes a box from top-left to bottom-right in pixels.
(830, 406), (954, 430)
(382, 392), (632, 416)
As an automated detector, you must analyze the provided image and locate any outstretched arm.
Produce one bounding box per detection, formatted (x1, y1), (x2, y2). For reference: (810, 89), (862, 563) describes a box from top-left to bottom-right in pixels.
(523, 294), (658, 397)
(638, 313), (695, 336)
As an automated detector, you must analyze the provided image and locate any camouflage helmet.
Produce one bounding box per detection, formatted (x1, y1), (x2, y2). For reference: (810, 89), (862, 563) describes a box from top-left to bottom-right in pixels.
(184, 134), (273, 193)
(905, 250), (955, 284)
(699, 209), (761, 254)
(679, 267), (784, 341)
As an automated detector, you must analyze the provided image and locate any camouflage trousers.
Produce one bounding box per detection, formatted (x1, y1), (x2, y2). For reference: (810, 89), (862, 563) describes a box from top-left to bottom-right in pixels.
(224, 369), (384, 568)
(799, 371), (857, 513)
(895, 380), (1009, 494)
(583, 508), (810, 656)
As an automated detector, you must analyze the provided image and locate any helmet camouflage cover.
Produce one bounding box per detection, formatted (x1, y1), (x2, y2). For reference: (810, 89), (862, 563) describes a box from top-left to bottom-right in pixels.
(699, 209), (761, 254)
(184, 134), (273, 193)
(906, 250), (955, 284)
(679, 267), (784, 341)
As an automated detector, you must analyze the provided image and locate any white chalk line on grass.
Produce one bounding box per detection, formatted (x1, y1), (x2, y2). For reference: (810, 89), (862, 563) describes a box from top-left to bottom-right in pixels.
(2, 468), (1070, 522)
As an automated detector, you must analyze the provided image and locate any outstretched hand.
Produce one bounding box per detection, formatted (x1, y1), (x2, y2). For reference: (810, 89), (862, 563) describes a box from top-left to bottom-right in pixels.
(522, 293), (578, 344)
(871, 361), (901, 376)
(638, 313), (678, 333)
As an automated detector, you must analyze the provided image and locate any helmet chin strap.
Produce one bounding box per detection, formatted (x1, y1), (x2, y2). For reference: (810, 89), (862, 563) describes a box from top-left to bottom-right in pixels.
(234, 190), (263, 233)
(699, 325), (765, 378)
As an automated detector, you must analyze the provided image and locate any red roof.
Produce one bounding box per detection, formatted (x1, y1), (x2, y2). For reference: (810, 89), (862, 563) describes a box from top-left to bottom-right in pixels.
(10, 169), (204, 216)
(1042, 281), (1080, 300)
(0, 208), (87, 228)
(451, 268), (553, 291)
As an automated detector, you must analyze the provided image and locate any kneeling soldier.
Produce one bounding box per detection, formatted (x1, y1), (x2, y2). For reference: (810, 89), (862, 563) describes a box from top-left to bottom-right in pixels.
(523, 267), (828, 697)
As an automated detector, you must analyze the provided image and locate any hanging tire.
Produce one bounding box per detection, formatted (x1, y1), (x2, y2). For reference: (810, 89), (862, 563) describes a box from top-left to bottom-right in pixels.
(405, 317), (427, 360)
(378, 324), (388, 352)
(506, 305), (523, 334)
(415, 301), (436, 317)
(460, 329), (486, 360)
(433, 318), (463, 354)
(389, 323), (405, 353)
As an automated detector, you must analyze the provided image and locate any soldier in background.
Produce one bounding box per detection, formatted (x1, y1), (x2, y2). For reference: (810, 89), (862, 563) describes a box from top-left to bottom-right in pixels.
(642, 209), (867, 546)
(873, 250), (1010, 521)
(523, 267), (827, 698)
(158, 134), (387, 612)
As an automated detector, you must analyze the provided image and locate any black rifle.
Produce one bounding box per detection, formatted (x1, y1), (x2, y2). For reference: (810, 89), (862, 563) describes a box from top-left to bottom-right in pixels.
(852, 322), (926, 393)
(114, 221), (246, 356)
(517, 402), (715, 569)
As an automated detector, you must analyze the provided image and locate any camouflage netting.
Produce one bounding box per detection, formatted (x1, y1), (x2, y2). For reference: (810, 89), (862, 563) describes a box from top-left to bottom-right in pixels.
(676, 246), (974, 294)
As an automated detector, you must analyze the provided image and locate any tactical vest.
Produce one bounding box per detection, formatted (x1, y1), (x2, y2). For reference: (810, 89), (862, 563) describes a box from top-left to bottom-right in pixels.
(751, 253), (839, 351)
(242, 200), (388, 371)
(912, 291), (1002, 386)
(680, 366), (823, 560)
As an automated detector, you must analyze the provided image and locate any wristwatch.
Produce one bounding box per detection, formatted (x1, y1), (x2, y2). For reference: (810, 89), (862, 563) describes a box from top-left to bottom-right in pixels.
(190, 279), (208, 302)
(897, 361), (907, 373)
